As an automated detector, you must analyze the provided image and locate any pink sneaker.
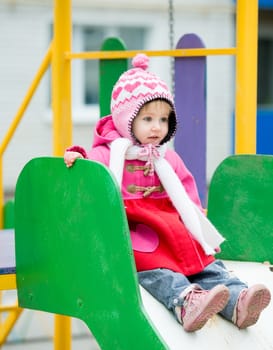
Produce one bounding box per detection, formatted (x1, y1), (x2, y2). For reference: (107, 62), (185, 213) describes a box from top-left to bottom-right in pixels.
(180, 285), (230, 332)
(235, 284), (271, 329)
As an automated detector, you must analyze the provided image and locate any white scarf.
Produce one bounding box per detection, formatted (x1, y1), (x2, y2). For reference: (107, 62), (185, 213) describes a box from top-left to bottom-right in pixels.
(110, 138), (224, 255)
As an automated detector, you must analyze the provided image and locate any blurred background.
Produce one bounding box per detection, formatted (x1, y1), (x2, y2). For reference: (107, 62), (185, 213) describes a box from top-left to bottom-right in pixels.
(0, 0), (272, 348)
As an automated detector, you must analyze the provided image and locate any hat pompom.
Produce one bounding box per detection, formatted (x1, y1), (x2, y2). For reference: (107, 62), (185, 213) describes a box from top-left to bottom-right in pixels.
(132, 53), (149, 70)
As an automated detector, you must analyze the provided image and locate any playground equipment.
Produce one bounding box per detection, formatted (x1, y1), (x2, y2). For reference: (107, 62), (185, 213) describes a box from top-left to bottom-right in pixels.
(13, 155), (273, 350)
(207, 154), (273, 264)
(0, 0), (259, 226)
(0, 0), (269, 349)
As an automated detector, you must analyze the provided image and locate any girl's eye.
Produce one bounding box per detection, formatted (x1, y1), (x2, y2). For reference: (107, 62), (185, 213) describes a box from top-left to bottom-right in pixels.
(143, 116), (152, 122)
(161, 117), (169, 123)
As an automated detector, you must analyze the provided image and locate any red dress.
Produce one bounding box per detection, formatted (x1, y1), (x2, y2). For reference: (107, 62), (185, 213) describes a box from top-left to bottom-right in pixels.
(125, 197), (214, 276)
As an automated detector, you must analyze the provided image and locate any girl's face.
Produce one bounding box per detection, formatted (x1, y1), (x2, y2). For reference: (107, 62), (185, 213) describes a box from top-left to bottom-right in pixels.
(132, 100), (171, 145)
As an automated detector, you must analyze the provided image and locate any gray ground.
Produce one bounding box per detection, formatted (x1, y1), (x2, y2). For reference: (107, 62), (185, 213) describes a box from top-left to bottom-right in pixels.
(1, 291), (101, 350)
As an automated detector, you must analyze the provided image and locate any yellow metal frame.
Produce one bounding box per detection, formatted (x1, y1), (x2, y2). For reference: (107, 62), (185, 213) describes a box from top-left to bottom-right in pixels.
(0, 0), (258, 349)
(66, 47), (237, 60)
(0, 274), (20, 346)
(0, 0), (258, 225)
(235, 0), (258, 154)
(0, 303), (23, 346)
(0, 275), (16, 291)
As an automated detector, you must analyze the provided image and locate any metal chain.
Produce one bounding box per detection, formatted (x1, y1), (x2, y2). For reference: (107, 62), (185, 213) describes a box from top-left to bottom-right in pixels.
(168, 0), (175, 96)
(168, 0), (174, 50)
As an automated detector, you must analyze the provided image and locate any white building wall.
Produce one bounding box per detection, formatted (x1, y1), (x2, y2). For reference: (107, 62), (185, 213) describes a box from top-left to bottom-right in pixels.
(0, 2), (53, 197)
(0, 0), (235, 198)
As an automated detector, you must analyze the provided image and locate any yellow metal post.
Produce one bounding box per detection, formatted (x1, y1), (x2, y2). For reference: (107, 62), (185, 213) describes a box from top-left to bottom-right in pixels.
(52, 1), (72, 349)
(0, 159), (3, 228)
(54, 314), (72, 350)
(0, 306), (23, 345)
(52, 0), (72, 156)
(235, 0), (258, 153)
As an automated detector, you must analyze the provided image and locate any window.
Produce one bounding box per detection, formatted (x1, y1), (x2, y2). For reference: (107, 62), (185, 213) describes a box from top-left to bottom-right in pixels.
(258, 38), (273, 106)
(72, 25), (147, 123)
(258, 9), (273, 107)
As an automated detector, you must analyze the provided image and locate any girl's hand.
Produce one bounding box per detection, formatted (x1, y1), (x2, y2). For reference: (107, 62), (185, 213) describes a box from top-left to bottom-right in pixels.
(64, 151), (83, 167)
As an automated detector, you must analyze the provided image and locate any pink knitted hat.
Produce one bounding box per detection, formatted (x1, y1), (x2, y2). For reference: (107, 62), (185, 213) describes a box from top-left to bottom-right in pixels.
(111, 53), (177, 144)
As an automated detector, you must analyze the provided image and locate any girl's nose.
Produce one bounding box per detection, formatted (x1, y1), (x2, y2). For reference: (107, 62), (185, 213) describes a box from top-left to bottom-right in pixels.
(151, 121), (160, 130)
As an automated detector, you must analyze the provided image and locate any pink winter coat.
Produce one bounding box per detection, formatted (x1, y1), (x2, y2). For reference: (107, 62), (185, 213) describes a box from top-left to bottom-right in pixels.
(69, 115), (214, 275)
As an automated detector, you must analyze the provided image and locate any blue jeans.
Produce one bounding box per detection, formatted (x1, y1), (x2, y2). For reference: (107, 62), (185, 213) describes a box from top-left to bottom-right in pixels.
(138, 260), (247, 322)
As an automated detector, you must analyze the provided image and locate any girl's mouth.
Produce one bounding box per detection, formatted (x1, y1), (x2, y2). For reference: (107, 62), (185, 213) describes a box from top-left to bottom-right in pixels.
(147, 136), (160, 144)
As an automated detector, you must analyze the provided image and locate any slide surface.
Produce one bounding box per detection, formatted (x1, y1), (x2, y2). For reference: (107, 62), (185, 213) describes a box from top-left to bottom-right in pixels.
(141, 260), (273, 350)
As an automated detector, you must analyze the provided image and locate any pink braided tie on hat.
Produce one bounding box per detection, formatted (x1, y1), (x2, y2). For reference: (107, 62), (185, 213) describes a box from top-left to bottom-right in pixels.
(138, 144), (160, 176)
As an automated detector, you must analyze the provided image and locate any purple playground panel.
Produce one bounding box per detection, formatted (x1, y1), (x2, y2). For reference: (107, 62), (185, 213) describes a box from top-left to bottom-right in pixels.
(174, 34), (207, 206)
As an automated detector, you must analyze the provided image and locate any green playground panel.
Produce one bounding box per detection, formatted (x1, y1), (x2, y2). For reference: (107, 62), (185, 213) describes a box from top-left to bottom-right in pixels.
(99, 37), (128, 117)
(14, 157), (167, 350)
(14, 154), (273, 349)
(3, 200), (14, 229)
(207, 154), (273, 264)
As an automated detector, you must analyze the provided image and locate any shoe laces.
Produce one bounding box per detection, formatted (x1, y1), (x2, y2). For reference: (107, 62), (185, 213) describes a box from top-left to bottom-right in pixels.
(182, 289), (208, 318)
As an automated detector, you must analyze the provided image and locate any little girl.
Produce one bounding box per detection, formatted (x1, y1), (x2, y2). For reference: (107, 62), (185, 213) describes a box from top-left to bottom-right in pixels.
(64, 54), (271, 332)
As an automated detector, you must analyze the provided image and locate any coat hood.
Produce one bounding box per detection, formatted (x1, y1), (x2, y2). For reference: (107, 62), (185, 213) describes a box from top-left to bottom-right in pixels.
(92, 115), (121, 148)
